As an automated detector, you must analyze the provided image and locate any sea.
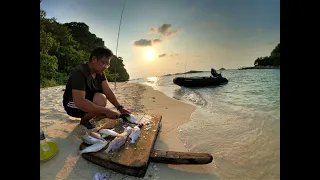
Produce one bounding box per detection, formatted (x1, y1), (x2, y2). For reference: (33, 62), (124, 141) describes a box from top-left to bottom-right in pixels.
(130, 69), (280, 180)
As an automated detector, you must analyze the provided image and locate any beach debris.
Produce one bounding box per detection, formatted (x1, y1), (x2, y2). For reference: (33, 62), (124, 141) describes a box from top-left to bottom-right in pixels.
(78, 141), (109, 155)
(99, 129), (119, 138)
(93, 172), (108, 180)
(138, 115), (152, 125)
(81, 134), (105, 145)
(89, 132), (104, 140)
(129, 126), (141, 144)
(138, 122), (144, 128)
(119, 113), (138, 124)
(144, 127), (152, 131)
(105, 127), (132, 153)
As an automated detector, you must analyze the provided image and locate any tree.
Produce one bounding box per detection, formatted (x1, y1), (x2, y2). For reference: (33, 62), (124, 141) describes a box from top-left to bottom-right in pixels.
(107, 56), (130, 82)
(64, 22), (105, 52)
(40, 9), (131, 87)
(254, 43), (280, 66)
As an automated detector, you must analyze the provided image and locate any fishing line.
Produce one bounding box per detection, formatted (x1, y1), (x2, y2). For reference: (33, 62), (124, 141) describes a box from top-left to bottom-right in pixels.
(114, 0), (127, 90)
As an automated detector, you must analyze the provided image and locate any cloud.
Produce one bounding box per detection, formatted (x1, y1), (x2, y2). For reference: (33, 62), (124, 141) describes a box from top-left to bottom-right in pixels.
(152, 39), (162, 43)
(133, 24), (179, 47)
(133, 38), (162, 47)
(170, 54), (179, 58)
(158, 53), (167, 58)
(147, 24), (179, 37)
(158, 53), (179, 58)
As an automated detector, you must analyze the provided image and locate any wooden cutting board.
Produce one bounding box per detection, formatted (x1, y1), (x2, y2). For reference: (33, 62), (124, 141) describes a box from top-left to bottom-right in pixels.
(79, 114), (162, 177)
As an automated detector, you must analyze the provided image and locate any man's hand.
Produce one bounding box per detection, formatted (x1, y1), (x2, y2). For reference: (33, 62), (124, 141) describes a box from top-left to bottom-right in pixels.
(104, 109), (121, 119)
(118, 107), (131, 114)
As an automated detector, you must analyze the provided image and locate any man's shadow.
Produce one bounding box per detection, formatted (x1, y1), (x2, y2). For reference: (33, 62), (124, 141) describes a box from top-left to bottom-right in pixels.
(40, 121), (91, 179)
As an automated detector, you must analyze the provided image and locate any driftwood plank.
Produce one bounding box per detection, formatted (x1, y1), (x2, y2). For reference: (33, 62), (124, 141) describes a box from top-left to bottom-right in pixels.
(79, 114), (162, 177)
(149, 150), (213, 164)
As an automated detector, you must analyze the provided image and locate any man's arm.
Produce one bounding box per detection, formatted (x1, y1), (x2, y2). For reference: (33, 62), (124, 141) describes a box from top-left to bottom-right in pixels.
(72, 89), (113, 116)
(71, 70), (116, 117)
(101, 80), (121, 108)
(100, 74), (131, 114)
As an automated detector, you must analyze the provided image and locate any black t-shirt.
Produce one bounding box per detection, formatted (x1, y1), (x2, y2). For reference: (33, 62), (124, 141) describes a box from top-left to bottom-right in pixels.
(63, 63), (106, 106)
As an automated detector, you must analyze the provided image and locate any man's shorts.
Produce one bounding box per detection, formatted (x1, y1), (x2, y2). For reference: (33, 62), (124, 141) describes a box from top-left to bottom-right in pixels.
(64, 101), (87, 118)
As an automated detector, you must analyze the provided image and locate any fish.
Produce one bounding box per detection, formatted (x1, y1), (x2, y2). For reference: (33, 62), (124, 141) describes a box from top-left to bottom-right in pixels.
(99, 129), (119, 138)
(81, 134), (105, 145)
(89, 132), (104, 140)
(129, 126), (141, 144)
(78, 140), (109, 155)
(120, 114), (138, 124)
(105, 127), (132, 153)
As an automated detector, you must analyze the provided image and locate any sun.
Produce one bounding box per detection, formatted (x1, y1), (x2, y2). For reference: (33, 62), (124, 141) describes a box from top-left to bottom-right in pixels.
(144, 49), (155, 61)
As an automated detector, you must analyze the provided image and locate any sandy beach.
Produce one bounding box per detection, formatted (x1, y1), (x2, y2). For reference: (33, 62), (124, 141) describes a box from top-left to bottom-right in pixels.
(40, 82), (218, 180)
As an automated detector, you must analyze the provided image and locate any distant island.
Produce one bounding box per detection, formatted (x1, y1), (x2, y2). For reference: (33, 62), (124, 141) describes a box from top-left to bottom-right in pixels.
(239, 43), (280, 70)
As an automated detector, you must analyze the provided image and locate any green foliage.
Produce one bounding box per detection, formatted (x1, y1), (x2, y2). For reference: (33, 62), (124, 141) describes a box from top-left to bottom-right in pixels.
(40, 9), (130, 87)
(40, 79), (57, 88)
(254, 43), (280, 67)
(107, 56), (130, 82)
(64, 22), (105, 52)
(40, 52), (58, 85)
(104, 69), (117, 81)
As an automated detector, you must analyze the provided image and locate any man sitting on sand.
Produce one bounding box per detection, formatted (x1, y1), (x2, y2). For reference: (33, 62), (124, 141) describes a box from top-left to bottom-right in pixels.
(63, 47), (131, 129)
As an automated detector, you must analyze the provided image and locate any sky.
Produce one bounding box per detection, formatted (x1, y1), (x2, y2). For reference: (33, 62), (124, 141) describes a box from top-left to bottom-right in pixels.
(40, 0), (280, 79)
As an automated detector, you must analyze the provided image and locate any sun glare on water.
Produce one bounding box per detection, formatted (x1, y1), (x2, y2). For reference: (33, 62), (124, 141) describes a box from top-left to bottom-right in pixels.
(144, 49), (155, 61)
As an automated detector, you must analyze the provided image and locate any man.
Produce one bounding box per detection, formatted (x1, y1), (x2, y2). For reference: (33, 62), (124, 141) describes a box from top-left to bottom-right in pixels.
(211, 68), (221, 77)
(63, 47), (131, 129)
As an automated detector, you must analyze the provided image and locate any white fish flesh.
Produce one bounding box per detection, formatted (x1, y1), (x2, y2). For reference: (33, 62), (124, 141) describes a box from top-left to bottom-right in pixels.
(81, 134), (104, 145)
(105, 127), (132, 153)
(78, 141), (109, 155)
(99, 129), (119, 138)
(89, 132), (104, 140)
(129, 126), (141, 144)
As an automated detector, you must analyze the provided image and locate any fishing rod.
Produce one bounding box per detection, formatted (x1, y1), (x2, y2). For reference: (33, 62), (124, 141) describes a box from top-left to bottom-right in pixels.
(114, 0), (127, 90)
(184, 45), (187, 77)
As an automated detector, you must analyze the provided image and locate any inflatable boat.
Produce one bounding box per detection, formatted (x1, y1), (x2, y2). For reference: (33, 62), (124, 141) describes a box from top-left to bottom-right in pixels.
(173, 76), (228, 87)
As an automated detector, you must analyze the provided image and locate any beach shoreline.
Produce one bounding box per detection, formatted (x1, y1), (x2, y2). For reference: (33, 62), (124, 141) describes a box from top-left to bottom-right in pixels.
(40, 82), (218, 179)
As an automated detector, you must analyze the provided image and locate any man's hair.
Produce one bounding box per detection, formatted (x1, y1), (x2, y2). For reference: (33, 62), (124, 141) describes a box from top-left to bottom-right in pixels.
(89, 47), (113, 61)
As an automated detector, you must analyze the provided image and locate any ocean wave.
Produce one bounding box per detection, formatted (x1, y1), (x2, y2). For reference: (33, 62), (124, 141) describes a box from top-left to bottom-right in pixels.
(173, 87), (207, 107)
